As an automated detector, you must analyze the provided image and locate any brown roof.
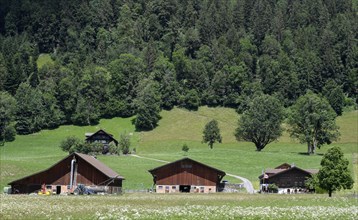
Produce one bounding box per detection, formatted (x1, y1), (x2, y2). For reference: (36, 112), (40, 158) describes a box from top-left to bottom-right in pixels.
(264, 169), (285, 174)
(75, 153), (124, 179)
(8, 152), (124, 185)
(148, 157), (226, 176)
(259, 165), (318, 180)
(275, 163), (292, 169)
(304, 169), (319, 174)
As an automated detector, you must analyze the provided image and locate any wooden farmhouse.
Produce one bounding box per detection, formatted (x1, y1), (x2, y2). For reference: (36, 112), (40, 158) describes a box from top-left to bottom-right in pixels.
(259, 163), (318, 193)
(85, 129), (118, 154)
(8, 152), (124, 194)
(148, 158), (226, 193)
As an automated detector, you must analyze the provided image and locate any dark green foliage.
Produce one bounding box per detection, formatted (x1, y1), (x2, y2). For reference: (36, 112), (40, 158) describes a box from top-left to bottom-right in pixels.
(235, 94), (284, 151)
(59, 136), (82, 153)
(59, 136), (112, 155)
(71, 95), (100, 126)
(202, 119), (222, 149)
(317, 146), (354, 197)
(181, 89), (200, 110)
(267, 184), (278, 193)
(0, 0), (356, 135)
(288, 91), (340, 155)
(4, 125), (16, 142)
(323, 79), (345, 116)
(182, 143), (189, 154)
(135, 78), (161, 130)
(14, 83), (44, 134)
(0, 91), (16, 143)
(108, 54), (145, 117)
(305, 174), (319, 192)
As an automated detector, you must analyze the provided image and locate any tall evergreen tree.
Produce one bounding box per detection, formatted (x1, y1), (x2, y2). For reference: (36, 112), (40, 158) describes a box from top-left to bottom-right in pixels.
(0, 91), (16, 143)
(14, 83), (44, 134)
(134, 78), (161, 130)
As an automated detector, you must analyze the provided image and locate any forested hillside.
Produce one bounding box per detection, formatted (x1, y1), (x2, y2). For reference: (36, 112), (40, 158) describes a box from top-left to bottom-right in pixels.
(0, 0), (357, 139)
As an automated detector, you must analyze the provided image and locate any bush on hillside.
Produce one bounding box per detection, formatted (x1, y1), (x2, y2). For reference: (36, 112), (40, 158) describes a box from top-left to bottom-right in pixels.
(60, 136), (120, 155)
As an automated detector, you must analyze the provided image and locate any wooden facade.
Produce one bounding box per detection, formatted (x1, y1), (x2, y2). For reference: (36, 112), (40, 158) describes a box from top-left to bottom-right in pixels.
(85, 129), (119, 154)
(85, 130), (118, 145)
(259, 163), (318, 191)
(149, 158), (225, 193)
(8, 152), (124, 194)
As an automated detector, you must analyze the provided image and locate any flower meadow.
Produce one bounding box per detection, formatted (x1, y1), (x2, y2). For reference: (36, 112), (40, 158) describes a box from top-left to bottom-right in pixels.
(1, 193), (357, 219)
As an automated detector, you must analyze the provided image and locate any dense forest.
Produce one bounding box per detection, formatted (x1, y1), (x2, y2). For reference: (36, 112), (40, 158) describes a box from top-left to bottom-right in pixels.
(0, 0), (357, 140)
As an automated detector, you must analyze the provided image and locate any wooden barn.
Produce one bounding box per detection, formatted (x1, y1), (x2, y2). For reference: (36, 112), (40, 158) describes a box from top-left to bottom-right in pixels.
(148, 158), (226, 193)
(85, 129), (118, 154)
(259, 163), (318, 193)
(8, 152), (124, 194)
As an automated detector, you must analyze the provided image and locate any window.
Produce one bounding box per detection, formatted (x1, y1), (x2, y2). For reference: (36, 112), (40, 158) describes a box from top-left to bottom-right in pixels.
(172, 186), (176, 189)
(158, 186), (163, 189)
(181, 164), (192, 168)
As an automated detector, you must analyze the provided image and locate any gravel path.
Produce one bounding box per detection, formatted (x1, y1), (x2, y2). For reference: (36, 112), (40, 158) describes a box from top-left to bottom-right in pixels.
(131, 154), (255, 194)
(226, 173), (255, 194)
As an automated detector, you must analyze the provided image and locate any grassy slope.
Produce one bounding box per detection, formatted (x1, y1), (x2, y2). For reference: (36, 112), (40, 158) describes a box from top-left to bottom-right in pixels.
(1, 107), (357, 192)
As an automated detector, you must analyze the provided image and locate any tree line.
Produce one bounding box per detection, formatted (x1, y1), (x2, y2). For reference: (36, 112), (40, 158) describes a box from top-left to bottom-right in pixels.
(0, 0), (357, 142)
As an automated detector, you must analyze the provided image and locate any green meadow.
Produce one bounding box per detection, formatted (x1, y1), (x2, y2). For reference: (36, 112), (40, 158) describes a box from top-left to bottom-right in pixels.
(1, 193), (357, 219)
(0, 107), (357, 192)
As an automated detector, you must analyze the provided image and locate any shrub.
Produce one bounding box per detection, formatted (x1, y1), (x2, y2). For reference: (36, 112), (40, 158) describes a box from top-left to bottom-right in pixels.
(109, 142), (120, 155)
(119, 132), (131, 155)
(60, 136), (81, 152)
(268, 184), (278, 193)
(4, 126), (16, 142)
(182, 144), (189, 155)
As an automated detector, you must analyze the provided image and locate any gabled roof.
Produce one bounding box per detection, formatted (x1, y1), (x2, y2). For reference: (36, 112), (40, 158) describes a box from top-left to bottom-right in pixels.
(85, 129), (118, 145)
(76, 153), (124, 179)
(259, 164), (318, 180)
(148, 157), (226, 176)
(275, 163), (292, 169)
(8, 152), (124, 185)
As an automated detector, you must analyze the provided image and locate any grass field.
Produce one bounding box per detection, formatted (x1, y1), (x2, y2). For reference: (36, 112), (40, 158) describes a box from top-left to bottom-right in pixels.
(0, 107), (357, 192)
(1, 193), (357, 219)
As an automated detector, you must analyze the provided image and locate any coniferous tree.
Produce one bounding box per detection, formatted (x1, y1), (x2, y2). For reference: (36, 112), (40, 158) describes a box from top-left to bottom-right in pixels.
(322, 79), (345, 116)
(0, 91), (16, 143)
(134, 78), (161, 130)
(14, 83), (44, 134)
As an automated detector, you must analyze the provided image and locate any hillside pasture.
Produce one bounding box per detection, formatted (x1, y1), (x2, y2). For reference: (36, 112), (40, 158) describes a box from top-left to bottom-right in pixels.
(0, 107), (357, 192)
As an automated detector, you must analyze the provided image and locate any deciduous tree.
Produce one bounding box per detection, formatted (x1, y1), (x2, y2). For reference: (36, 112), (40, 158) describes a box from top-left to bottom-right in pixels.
(235, 94), (284, 151)
(202, 119), (222, 149)
(288, 91), (340, 155)
(317, 146), (353, 197)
